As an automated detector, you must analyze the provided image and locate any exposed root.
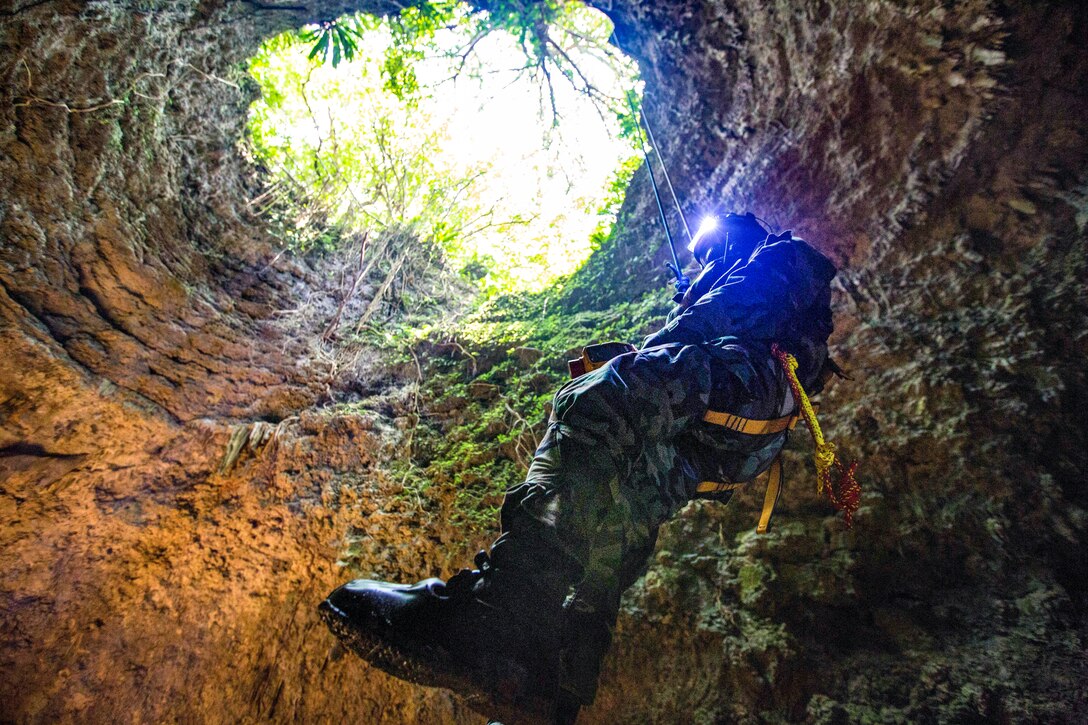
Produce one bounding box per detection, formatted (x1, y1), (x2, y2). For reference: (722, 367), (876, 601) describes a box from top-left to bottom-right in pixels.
(219, 418), (297, 474)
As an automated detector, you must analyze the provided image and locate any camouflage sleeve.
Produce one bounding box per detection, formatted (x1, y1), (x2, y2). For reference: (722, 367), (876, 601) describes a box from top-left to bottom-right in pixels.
(641, 239), (799, 348)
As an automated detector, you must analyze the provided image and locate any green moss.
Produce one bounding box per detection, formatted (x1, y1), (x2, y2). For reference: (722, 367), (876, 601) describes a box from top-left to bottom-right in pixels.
(737, 562), (769, 605)
(377, 284), (669, 532)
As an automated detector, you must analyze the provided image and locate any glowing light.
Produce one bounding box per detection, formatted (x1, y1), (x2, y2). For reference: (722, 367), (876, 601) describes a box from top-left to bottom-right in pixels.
(687, 215), (719, 253)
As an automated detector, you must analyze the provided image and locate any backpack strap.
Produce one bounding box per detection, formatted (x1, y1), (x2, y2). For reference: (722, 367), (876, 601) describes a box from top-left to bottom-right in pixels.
(702, 408), (801, 434)
(697, 398), (814, 533)
(695, 455), (784, 534)
(757, 456), (783, 534)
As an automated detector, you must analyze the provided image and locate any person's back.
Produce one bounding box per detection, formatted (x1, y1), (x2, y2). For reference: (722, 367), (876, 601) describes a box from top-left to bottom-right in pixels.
(319, 212), (846, 725)
(646, 219), (839, 498)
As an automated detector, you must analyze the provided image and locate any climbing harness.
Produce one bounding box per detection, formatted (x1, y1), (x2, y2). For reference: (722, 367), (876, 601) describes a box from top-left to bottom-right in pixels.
(697, 345), (861, 532)
(697, 458), (785, 535)
(569, 342), (859, 531)
(695, 409), (799, 534)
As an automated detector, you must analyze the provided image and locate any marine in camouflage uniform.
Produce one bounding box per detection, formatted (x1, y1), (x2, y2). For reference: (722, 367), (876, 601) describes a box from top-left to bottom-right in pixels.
(320, 214), (837, 724)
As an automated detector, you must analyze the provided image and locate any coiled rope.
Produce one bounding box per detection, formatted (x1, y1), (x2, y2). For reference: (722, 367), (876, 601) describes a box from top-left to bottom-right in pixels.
(772, 343), (861, 527)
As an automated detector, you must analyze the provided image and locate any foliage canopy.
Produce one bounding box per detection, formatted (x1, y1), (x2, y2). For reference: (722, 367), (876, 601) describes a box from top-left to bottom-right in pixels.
(247, 0), (642, 298)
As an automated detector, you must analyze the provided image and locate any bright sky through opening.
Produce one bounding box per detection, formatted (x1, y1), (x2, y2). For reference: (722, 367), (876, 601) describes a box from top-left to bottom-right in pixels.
(248, 5), (642, 294)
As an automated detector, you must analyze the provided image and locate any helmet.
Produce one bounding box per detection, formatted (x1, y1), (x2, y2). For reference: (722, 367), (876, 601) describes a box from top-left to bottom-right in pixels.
(689, 211), (770, 266)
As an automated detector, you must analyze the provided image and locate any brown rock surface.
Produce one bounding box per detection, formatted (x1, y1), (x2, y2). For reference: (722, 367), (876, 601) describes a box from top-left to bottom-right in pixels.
(1, 0), (1085, 723)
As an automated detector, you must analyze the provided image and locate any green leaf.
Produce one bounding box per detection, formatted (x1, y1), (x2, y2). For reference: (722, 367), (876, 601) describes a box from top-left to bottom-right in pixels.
(342, 18), (363, 38)
(335, 25), (356, 62)
(308, 31), (330, 62)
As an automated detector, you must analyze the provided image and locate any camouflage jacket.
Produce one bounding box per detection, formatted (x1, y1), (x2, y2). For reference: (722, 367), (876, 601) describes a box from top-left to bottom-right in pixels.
(642, 232), (837, 492)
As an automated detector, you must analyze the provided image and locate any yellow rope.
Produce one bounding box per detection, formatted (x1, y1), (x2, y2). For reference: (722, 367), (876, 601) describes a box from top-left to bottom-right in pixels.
(776, 348), (836, 495)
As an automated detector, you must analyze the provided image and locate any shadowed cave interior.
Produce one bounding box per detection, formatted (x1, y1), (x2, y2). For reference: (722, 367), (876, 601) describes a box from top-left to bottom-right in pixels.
(1, 0), (1086, 722)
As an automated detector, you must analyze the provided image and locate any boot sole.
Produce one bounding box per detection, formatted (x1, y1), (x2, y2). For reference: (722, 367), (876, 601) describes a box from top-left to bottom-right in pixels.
(319, 597), (555, 725)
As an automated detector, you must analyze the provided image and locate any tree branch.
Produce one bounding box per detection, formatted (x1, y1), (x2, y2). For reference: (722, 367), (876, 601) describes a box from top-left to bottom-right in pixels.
(322, 230), (371, 342)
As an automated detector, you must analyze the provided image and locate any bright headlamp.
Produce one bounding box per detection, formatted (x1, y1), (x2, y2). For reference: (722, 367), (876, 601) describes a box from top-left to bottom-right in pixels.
(687, 215), (719, 254)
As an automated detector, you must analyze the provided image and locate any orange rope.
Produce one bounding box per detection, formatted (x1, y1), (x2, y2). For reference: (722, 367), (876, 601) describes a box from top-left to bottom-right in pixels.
(772, 344), (861, 527)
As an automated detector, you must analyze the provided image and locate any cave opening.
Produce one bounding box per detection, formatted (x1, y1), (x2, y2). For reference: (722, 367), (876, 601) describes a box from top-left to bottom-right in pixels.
(244, 1), (642, 318)
(3, 0), (1087, 721)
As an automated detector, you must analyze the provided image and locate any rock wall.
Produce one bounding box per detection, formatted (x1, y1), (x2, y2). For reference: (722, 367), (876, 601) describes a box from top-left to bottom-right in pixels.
(591, 0), (1088, 721)
(0, 0), (1084, 722)
(0, 2), (458, 721)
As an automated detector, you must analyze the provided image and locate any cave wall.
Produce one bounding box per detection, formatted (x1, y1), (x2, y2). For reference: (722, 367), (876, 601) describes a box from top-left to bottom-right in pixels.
(592, 0), (1088, 721)
(0, 2), (463, 721)
(1, 0), (1085, 723)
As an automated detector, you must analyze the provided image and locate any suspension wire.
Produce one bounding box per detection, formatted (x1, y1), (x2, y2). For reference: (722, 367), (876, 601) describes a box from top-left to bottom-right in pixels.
(627, 92), (688, 293)
(609, 30), (690, 293)
(640, 105), (692, 245)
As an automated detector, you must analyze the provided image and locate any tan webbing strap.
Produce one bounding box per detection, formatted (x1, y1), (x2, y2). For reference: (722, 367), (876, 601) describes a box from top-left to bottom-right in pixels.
(694, 455), (784, 534)
(702, 409), (799, 435)
(757, 456), (783, 534)
(699, 402), (812, 531)
(694, 480), (747, 495)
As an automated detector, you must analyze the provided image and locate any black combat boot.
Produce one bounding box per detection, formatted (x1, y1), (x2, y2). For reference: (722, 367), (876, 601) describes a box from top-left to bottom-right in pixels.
(319, 532), (580, 724)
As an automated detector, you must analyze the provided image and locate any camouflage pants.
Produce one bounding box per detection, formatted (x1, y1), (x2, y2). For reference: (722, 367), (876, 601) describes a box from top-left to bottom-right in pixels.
(499, 343), (715, 615)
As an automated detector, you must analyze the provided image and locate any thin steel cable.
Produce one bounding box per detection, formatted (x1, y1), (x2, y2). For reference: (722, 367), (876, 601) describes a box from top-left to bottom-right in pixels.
(610, 30), (689, 290)
(640, 107), (692, 244)
(608, 32), (692, 245)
